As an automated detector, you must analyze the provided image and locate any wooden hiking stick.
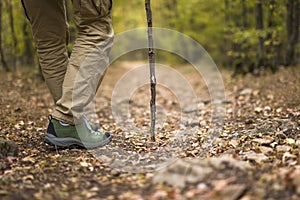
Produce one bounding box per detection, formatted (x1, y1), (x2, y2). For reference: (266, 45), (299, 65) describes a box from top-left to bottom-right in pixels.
(145, 0), (156, 142)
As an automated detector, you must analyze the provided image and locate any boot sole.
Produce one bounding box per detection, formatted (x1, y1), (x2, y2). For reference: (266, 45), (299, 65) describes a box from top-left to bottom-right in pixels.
(44, 133), (111, 149)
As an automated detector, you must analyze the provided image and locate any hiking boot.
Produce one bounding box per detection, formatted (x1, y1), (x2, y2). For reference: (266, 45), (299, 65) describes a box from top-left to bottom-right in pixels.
(44, 117), (111, 149)
(83, 115), (99, 131)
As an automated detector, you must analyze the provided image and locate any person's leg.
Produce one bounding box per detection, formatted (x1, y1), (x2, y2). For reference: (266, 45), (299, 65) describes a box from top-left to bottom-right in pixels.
(52, 0), (114, 125)
(46, 0), (114, 148)
(22, 0), (112, 148)
(21, 0), (69, 103)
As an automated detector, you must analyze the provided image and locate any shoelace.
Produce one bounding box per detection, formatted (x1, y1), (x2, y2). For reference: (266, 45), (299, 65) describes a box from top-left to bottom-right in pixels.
(83, 116), (106, 136)
(83, 115), (93, 131)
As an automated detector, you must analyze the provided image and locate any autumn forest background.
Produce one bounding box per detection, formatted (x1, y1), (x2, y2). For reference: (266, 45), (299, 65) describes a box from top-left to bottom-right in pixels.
(0, 0), (299, 73)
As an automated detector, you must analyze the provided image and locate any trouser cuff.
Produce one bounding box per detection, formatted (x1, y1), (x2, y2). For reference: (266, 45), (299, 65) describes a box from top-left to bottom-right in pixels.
(51, 110), (83, 125)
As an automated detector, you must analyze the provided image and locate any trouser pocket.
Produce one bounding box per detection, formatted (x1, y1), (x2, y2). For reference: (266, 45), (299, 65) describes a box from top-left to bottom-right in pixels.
(73, 0), (112, 18)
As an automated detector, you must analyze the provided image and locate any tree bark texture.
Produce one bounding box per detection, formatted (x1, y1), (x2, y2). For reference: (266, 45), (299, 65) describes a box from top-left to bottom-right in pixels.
(145, 0), (156, 142)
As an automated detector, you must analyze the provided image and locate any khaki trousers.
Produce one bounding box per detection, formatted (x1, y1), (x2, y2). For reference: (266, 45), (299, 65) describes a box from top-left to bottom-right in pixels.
(21, 0), (114, 124)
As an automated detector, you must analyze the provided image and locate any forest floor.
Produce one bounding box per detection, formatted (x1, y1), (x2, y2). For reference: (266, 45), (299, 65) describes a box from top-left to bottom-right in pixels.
(0, 62), (299, 200)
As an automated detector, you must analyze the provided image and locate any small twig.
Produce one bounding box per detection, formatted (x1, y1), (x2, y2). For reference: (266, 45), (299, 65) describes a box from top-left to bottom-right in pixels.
(145, 0), (156, 142)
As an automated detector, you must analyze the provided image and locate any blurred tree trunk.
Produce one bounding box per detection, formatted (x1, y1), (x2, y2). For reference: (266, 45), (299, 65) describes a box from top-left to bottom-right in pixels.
(241, 0), (248, 29)
(0, 0), (8, 71)
(267, 0), (276, 29)
(224, 0), (230, 23)
(6, 0), (17, 69)
(22, 20), (35, 66)
(266, 0), (278, 70)
(223, 0), (230, 66)
(286, 0), (299, 66)
(256, 0), (264, 67)
(232, 0), (250, 75)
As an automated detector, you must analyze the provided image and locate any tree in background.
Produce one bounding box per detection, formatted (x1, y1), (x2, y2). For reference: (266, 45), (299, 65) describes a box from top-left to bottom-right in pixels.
(0, 0), (8, 70)
(0, 0), (35, 71)
(256, 0), (264, 69)
(286, 0), (299, 66)
(22, 19), (35, 67)
(6, 0), (17, 69)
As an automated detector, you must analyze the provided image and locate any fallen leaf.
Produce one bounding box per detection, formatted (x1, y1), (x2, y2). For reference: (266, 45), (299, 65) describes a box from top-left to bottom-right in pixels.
(80, 162), (89, 167)
(22, 175), (34, 181)
(282, 152), (297, 163)
(285, 138), (296, 145)
(240, 88), (252, 95)
(252, 137), (274, 145)
(259, 146), (273, 155)
(241, 151), (269, 163)
(255, 107), (263, 113)
(21, 156), (35, 164)
(276, 145), (292, 152)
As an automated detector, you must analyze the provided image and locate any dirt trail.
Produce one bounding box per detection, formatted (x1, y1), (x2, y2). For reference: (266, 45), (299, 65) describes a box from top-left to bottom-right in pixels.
(0, 63), (299, 199)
